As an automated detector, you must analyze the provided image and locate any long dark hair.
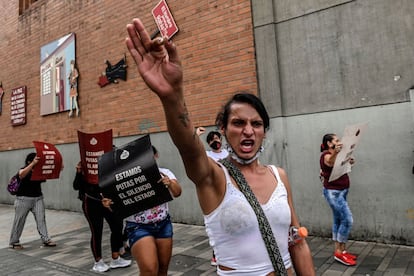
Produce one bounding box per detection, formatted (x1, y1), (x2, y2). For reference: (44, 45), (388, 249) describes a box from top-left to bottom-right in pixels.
(152, 146), (158, 156)
(215, 93), (270, 131)
(25, 152), (36, 165)
(320, 134), (336, 152)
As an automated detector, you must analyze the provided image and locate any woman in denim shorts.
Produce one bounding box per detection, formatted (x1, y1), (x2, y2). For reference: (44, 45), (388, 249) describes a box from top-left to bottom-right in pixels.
(125, 146), (182, 275)
(320, 134), (357, 266)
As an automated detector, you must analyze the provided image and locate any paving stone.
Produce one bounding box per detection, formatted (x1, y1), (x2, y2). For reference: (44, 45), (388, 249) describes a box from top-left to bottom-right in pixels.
(0, 204), (413, 275)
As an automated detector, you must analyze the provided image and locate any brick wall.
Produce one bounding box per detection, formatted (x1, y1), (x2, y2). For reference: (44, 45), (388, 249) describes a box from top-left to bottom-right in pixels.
(0, 0), (257, 151)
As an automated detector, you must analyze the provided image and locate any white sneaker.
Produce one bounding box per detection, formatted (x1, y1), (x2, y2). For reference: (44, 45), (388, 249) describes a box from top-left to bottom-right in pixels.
(110, 256), (132, 269)
(92, 259), (110, 273)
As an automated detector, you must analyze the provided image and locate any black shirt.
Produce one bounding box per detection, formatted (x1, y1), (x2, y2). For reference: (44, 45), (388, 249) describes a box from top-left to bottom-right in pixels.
(16, 170), (45, 197)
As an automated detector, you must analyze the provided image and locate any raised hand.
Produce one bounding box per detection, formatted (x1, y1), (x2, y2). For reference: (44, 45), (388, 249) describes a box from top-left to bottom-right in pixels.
(196, 127), (206, 136)
(126, 18), (183, 98)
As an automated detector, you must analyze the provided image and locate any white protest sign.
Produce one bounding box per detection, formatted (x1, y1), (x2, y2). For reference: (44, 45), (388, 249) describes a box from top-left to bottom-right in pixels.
(329, 123), (368, 182)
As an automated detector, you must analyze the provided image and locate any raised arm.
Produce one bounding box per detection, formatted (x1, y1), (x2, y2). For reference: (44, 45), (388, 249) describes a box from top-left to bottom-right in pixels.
(125, 19), (213, 187)
(19, 156), (40, 179)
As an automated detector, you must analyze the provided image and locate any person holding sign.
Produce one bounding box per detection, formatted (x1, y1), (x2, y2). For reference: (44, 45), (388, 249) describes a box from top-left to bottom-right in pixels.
(320, 134), (357, 266)
(9, 153), (56, 249)
(107, 146), (181, 275)
(72, 161), (131, 273)
(125, 18), (314, 275)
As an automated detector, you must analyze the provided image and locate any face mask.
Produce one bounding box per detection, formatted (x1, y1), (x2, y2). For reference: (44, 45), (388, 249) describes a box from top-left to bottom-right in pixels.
(226, 144), (264, 165)
(210, 141), (221, 150)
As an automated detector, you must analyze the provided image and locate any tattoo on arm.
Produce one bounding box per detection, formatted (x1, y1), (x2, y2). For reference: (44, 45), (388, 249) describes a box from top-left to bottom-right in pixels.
(178, 103), (190, 127)
(178, 112), (189, 127)
(178, 102), (201, 146)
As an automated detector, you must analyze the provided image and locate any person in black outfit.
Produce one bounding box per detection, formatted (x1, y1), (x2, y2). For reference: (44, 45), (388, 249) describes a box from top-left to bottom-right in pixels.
(73, 161), (131, 272)
(9, 152), (56, 249)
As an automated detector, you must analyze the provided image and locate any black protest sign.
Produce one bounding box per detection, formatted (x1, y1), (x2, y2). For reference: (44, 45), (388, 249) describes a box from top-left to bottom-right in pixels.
(98, 135), (173, 218)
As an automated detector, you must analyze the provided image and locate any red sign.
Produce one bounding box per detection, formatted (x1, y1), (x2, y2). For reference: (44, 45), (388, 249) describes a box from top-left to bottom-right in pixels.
(11, 86), (27, 126)
(77, 129), (113, 184)
(152, 0), (179, 39)
(31, 141), (63, 180)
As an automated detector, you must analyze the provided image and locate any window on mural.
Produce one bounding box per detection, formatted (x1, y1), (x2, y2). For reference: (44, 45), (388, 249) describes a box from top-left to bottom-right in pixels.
(19, 0), (38, 15)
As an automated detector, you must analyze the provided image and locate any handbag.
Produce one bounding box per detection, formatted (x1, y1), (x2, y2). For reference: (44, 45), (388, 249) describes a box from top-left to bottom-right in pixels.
(220, 159), (288, 276)
(7, 173), (21, 195)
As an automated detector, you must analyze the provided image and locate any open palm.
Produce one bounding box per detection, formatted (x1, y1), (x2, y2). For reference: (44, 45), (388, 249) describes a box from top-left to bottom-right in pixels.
(126, 19), (183, 98)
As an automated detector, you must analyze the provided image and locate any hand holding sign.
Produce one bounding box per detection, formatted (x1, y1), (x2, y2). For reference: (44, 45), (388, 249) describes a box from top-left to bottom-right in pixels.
(101, 193), (114, 212)
(98, 135), (173, 219)
(329, 123), (367, 182)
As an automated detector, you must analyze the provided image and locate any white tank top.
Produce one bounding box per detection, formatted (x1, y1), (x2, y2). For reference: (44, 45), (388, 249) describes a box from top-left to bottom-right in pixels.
(204, 164), (292, 275)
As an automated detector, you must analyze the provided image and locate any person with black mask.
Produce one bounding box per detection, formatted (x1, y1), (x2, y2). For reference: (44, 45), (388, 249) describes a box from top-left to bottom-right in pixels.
(196, 127), (229, 266)
(196, 127), (229, 162)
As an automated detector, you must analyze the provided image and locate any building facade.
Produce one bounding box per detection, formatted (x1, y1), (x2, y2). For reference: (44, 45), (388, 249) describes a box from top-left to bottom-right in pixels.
(0, 0), (413, 244)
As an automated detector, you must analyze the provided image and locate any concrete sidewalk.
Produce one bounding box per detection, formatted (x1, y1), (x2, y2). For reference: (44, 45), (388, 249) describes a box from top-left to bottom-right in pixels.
(0, 204), (413, 275)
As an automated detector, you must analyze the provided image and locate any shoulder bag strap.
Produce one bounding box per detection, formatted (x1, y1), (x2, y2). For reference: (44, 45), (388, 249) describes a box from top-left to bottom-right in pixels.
(220, 159), (287, 276)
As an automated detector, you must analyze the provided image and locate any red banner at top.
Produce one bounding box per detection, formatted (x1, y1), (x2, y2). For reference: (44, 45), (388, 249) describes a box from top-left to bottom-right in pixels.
(152, 0), (179, 40)
(31, 141), (63, 180)
(77, 129), (113, 184)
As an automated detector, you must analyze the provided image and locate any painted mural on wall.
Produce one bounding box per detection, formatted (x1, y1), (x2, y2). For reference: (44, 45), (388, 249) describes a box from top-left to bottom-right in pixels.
(68, 60), (80, 117)
(40, 33), (77, 116)
(98, 55), (127, 88)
